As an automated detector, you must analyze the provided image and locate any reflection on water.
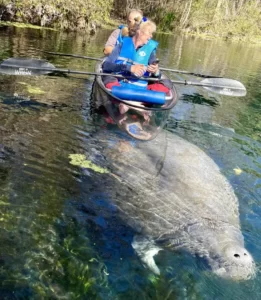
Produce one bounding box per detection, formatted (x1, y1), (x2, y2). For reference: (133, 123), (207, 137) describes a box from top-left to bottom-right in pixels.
(0, 25), (260, 298)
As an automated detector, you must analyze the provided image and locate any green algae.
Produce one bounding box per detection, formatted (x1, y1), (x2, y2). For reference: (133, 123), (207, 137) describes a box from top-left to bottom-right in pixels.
(18, 82), (45, 94)
(27, 85), (45, 95)
(69, 154), (109, 174)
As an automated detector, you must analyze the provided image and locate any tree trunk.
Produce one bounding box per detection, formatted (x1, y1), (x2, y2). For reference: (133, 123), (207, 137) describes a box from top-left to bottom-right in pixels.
(180, 0), (193, 27)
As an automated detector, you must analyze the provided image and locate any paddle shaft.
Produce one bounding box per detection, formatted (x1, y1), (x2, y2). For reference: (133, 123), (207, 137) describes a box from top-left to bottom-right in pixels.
(159, 67), (221, 78)
(0, 57), (247, 96)
(42, 50), (218, 78)
(42, 51), (103, 62)
(3, 63), (245, 91)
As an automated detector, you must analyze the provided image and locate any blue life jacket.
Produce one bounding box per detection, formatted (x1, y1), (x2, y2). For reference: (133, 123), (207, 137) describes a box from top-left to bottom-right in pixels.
(116, 25), (125, 45)
(115, 36), (158, 88)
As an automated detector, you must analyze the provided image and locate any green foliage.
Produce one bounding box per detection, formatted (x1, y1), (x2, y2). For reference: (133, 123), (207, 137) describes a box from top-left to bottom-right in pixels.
(157, 11), (176, 32)
(187, 0), (261, 42)
(113, 0), (261, 42)
(1, 0), (261, 40)
(0, 0), (114, 31)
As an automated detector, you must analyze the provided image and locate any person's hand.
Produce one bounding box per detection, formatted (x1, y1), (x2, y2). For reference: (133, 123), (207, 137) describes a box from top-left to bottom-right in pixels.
(130, 64), (146, 77)
(147, 63), (159, 75)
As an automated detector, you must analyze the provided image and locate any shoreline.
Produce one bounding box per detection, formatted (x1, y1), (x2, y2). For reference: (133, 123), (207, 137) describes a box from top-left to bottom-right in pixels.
(1, 20), (261, 45)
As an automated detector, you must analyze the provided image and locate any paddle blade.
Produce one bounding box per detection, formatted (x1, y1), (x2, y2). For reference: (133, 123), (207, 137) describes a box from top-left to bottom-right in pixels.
(0, 58), (55, 76)
(201, 78), (247, 97)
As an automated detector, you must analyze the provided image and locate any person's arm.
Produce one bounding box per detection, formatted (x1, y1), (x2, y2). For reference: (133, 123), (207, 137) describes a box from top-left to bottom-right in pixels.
(102, 44), (132, 73)
(103, 46), (114, 56)
(103, 44), (147, 77)
(103, 29), (121, 56)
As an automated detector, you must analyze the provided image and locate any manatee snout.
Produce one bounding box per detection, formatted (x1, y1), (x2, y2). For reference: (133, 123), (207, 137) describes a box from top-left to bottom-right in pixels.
(214, 245), (256, 280)
(226, 245), (253, 265)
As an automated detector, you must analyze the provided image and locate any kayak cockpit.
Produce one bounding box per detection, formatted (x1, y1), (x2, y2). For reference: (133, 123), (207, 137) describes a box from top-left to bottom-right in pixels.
(92, 61), (178, 140)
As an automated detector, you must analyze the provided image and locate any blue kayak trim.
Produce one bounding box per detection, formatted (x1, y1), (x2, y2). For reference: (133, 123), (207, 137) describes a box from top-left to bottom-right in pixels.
(111, 86), (166, 105)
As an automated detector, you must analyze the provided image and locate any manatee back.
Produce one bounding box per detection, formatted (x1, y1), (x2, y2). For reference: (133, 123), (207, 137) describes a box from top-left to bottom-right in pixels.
(99, 130), (240, 239)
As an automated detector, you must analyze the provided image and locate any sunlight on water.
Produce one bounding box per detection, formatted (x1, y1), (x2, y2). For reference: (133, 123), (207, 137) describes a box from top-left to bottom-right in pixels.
(0, 26), (260, 299)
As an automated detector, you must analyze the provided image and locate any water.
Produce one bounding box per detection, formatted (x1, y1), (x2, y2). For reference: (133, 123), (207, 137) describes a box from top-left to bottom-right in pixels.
(0, 25), (260, 299)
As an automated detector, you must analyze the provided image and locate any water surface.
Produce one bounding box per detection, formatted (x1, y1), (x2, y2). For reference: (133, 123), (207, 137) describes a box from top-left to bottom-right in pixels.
(0, 25), (260, 299)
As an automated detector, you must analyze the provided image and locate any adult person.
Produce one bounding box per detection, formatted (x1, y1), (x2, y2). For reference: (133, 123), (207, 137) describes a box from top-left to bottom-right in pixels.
(101, 18), (172, 140)
(103, 9), (143, 56)
(102, 18), (171, 94)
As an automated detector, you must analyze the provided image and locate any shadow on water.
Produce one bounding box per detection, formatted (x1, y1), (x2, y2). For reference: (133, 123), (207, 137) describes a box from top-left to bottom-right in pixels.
(181, 93), (219, 107)
(1, 94), (67, 109)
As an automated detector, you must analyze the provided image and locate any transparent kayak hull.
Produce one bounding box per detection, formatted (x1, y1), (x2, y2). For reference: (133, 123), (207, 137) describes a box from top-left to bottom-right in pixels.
(92, 61), (178, 141)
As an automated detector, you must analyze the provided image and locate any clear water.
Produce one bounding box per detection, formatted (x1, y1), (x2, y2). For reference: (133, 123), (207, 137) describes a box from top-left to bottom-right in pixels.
(0, 25), (260, 299)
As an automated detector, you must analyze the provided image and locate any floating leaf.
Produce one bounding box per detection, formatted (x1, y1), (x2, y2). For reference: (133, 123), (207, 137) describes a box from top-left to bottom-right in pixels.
(69, 154), (109, 174)
(18, 82), (45, 94)
(234, 167), (243, 175)
(27, 85), (45, 94)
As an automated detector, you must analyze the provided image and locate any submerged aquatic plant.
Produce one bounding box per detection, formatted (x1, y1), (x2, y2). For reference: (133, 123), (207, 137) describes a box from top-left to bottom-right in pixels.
(69, 154), (109, 174)
(18, 82), (45, 95)
(0, 187), (110, 298)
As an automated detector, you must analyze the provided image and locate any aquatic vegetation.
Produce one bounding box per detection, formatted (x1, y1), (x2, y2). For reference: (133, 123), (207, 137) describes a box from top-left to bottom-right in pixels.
(69, 154), (109, 174)
(18, 82), (45, 95)
(23, 227), (108, 298)
(0, 185), (109, 298)
(26, 85), (45, 95)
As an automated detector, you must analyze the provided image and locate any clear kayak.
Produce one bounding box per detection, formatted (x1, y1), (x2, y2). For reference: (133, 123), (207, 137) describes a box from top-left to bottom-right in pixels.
(91, 61), (178, 141)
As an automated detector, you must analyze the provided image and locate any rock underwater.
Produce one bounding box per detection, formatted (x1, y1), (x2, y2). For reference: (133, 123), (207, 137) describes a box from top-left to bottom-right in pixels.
(76, 128), (256, 281)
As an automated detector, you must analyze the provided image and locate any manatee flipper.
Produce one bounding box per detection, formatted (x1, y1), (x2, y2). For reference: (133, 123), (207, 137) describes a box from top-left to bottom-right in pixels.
(132, 235), (162, 275)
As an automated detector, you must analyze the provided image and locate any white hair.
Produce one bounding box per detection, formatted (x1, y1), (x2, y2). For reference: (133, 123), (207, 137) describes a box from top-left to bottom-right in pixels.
(139, 19), (156, 33)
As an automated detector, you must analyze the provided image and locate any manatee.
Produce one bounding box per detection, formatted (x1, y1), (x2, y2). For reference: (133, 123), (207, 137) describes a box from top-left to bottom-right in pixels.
(82, 128), (256, 281)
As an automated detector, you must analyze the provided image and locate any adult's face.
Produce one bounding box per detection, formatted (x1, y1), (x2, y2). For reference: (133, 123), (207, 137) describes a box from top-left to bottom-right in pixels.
(138, 28), (153, 45)
(127, 12), (142, 36)
(127, 12), (141, 27)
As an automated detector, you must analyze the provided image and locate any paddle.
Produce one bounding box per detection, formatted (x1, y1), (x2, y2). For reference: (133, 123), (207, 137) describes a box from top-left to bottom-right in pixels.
(41, 50), (103, 62)
(42, 50), (220, 79)
(0, 58), (246, 97)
